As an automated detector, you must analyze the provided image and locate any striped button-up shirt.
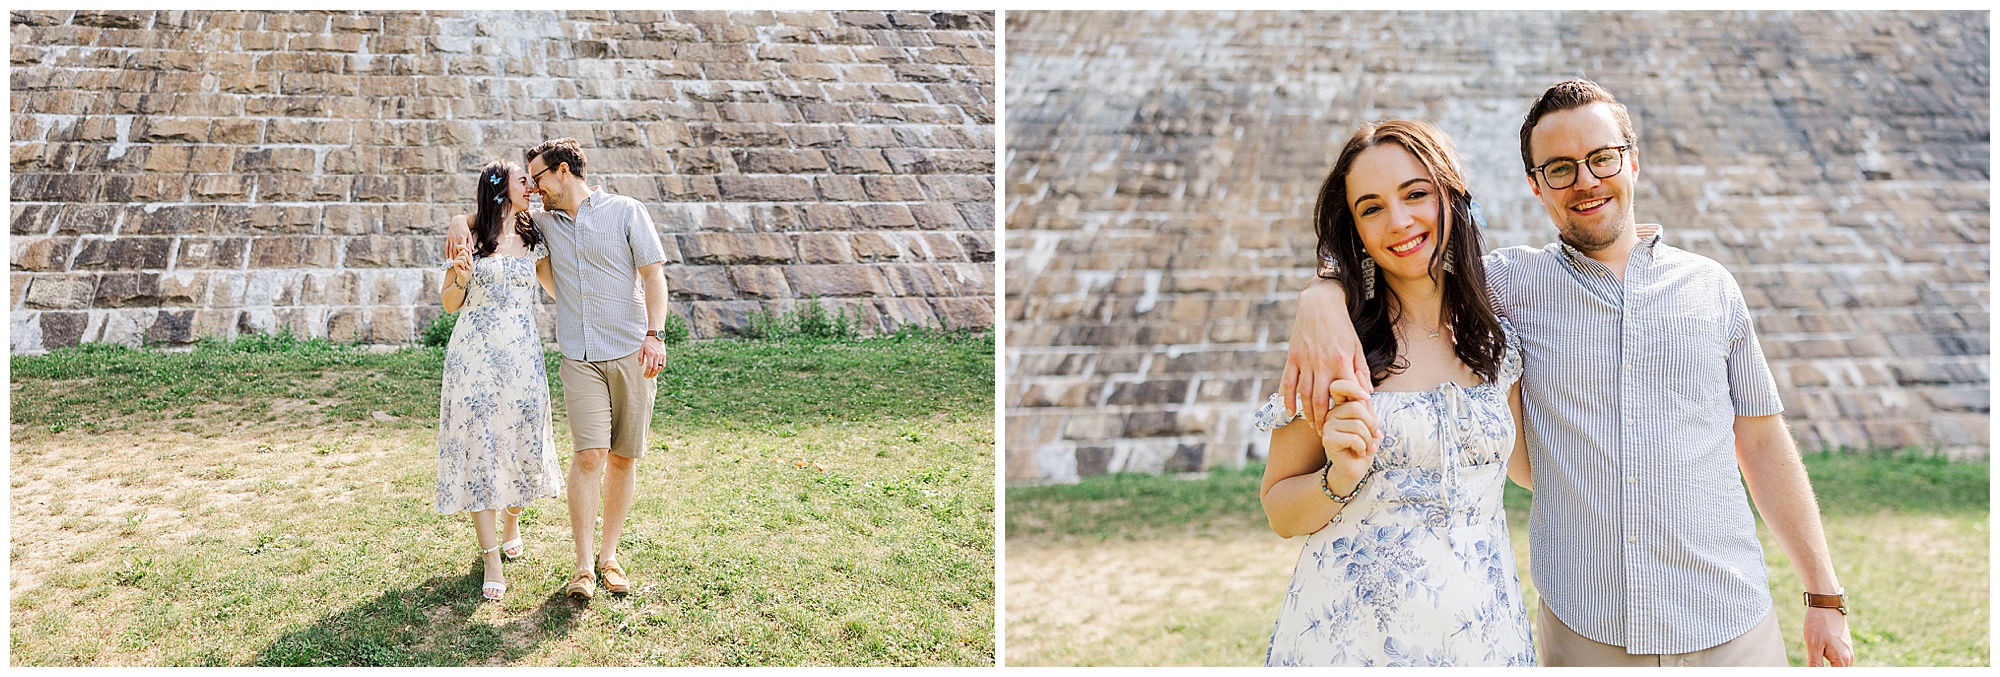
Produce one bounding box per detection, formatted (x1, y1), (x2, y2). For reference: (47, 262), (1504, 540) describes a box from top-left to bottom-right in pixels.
(1484, 225), (1784, 655)
(531, 188), (668, 362)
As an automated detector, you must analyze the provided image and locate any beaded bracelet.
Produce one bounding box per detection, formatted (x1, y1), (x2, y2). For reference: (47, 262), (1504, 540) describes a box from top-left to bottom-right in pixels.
(1320, 463), (1371, 504)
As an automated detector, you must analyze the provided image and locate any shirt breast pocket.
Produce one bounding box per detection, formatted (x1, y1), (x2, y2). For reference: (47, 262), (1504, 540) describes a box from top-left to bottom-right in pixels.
(1657, 315), (1729, 408)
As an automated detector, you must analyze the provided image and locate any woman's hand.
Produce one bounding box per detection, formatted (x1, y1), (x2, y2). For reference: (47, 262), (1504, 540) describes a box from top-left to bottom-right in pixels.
(449, 241), (473, 282)
(1317, 378), (1378, 496)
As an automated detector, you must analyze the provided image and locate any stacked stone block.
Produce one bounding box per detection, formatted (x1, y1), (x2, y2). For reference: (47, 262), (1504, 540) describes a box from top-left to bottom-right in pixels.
(1004, 11), (1989, 482)
(10, 9), (996, 353)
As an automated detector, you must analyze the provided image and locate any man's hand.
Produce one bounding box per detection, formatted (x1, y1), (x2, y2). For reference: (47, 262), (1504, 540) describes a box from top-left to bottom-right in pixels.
(1803, 607), (1854, 667)
(639, 335), (666, 379)
(1280, 281), (1374, 432)
(445, 218), (472, 259)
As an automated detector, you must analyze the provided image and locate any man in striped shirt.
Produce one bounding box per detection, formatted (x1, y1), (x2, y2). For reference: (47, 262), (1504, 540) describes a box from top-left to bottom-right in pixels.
(1280, 80), (1855, 667)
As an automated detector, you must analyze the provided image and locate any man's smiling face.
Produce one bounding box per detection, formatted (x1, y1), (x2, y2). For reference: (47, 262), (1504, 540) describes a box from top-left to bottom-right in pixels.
(1526, 102), (1638, 253)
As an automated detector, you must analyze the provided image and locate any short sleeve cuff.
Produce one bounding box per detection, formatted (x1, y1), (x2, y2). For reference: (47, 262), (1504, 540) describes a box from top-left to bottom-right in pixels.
(1733, 399), (1784, 418)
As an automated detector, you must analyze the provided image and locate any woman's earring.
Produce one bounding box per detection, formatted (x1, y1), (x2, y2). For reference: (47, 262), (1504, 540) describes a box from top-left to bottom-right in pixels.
(1442, 248), (1456, 274)
(1360, 256), (1376, 300)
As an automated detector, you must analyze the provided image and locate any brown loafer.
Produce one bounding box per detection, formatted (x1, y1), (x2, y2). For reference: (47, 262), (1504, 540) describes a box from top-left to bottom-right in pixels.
(564, 571), (595, 600)
(599, 559), (630, 594)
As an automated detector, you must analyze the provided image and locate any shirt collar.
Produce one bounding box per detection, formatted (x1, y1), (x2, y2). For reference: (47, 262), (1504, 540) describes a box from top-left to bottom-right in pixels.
(1558, 224), (1665, 269)
(1634, 223), (1664, 247)
(548, 188), (604, 222)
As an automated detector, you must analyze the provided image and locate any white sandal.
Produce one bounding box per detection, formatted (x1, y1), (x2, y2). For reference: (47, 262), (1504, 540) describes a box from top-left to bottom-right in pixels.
(500, 507), (525, 560)
(480, 544), (506, 601)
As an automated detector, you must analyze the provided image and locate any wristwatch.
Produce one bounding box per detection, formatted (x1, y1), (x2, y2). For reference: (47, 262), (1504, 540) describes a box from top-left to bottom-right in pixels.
(645, 329), (662, 340)
(1803, 587), (1847, 615)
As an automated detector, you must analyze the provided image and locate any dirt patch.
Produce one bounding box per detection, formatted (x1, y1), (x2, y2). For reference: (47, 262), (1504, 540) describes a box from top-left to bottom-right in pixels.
(1005, 531), (1299, 663)
(8, 424), (427, 597)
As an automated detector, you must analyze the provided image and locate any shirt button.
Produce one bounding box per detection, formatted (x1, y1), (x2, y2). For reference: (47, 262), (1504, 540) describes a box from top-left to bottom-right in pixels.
(1625, 417), (1635, 426)
(1624, 362), (1633, 371)
(1627, 476), (1637, 484)
(1628, 535), (1638, 543)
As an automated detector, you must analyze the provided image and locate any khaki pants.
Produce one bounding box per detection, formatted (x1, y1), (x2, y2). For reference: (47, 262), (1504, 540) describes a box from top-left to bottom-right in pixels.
(558, 350), (656, 458)
(1536, 598), (1788, 667)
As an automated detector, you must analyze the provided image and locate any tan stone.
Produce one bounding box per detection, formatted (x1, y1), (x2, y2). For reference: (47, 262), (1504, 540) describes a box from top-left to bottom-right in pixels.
(23, 274), (96, 309)
(12, 238), (73, 271)
(680, 233), (795, 265)
(784, 265), (889, 297)
(728, 266), (791, 300)
(796, 233), (855, 264)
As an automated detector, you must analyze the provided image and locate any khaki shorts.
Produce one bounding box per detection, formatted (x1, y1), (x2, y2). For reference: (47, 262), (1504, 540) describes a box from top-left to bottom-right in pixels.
(1536, 597), (1788, 667)
(559, 350), (657, 459)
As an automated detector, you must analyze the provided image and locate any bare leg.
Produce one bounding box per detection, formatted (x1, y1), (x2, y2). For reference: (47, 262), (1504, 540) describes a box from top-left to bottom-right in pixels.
(472, 509), (502, 594)
(501, 505), (522, 556)
(598, 453), (639, 566)
(567, 448), (609, 577)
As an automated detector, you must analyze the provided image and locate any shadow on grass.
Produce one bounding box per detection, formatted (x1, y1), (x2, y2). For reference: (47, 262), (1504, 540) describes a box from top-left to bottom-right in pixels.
(253, 567), (585, 666)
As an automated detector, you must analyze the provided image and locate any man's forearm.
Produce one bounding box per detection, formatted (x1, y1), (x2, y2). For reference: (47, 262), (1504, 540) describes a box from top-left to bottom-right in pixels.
(1738, 416), (1841, 592)
(641, 269), (670, 333)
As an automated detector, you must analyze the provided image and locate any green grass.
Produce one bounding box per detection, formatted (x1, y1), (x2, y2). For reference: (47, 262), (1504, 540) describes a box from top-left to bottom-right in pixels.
(10, 329), (995, 666)
(1004, 464), (1268, 541)
(9, 329), (995, 437)
(1005, 454), (1988, 666)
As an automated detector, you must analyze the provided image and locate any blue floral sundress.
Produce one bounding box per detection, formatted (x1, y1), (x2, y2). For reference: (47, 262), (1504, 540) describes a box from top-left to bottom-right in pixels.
(436, 243), (562, 514)
(1256, 319), (1534, 666)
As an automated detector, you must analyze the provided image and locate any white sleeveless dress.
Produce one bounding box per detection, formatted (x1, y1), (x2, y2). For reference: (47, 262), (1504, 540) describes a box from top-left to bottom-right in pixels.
(435, 244), (562, 514)
(1256, 321), (1534, 666)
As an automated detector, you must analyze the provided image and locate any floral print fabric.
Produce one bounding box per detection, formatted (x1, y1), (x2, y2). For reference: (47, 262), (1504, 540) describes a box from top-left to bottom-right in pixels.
(1257, 320), (1534, 666)
(436, 245), (562, 514)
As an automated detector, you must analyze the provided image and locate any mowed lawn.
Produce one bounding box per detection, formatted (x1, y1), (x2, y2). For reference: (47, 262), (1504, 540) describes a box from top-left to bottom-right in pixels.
(10, 330), (995, 666)
(1005, 454), (1988, 667)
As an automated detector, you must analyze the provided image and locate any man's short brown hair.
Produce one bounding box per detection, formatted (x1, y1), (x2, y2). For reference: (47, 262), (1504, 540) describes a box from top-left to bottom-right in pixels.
(526, 138), (587, 180)
(1519, 78), (1636, 171)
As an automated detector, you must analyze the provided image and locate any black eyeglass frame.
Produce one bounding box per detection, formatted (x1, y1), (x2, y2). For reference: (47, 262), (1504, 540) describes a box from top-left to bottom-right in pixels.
(531, 163), (559, 184)
(1527, 144), (1633, 190)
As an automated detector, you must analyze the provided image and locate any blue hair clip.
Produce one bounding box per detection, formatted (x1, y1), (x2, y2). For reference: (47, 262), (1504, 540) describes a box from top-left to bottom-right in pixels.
(489, 174), (501, 185)
(1468, 200), (1488, 230)
(494, 195), (504, 204)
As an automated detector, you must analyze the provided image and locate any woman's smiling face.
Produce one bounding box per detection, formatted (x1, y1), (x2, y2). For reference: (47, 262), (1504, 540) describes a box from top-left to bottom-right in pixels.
(1346, 142), (1446, 285)
(506, 165), (533, 212)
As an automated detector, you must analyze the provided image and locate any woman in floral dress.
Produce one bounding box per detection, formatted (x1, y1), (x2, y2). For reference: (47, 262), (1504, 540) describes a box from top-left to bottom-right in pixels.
(437, 159), (562, 601)
(1257, 120), (1536, 666)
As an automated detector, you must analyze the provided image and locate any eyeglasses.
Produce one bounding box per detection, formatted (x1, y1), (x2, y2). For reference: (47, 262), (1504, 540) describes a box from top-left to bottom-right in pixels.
(531, 163), (555, 184)
(1528, 144), (1631, 190)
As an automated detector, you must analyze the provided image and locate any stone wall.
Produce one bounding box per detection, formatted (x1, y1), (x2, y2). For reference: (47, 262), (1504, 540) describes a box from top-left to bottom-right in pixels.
(10, 9), (995, 353)
(1004, 11), (1989, 482)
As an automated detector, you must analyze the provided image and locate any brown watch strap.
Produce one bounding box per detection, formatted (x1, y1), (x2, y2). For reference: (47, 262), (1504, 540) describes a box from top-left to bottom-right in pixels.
(1804, 591), (1847, 615)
